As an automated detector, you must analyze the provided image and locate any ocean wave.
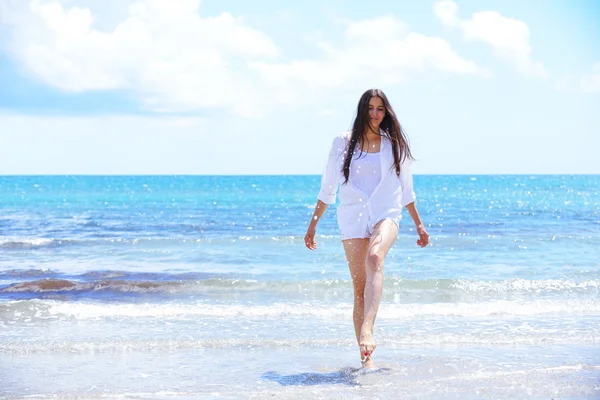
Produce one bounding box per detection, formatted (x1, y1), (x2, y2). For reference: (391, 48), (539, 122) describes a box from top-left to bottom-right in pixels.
(2, 298), (599, 323)
(0, 278), (181, 293)
(0, 238), (58, 249)
(0, 276), (338, 296)
(0, 269), (217, 281)
(1, 331), (599, 355)
(451, 278), (600, 293)
(1, 276), (598, 298)
(0, 269), (59, 278)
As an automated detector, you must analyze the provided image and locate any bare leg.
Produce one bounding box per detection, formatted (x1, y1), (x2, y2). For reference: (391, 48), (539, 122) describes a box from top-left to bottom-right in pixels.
(342, 238), (372, 367)
(360, 219), (399, 360)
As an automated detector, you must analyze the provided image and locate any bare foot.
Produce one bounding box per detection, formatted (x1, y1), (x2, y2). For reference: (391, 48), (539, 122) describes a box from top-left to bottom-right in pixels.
(361, 355), (375, 369)
(359, 328), (376, 359)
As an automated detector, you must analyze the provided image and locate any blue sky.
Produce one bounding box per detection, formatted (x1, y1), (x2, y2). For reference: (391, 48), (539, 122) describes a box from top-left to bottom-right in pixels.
(0, 0), (599, 175)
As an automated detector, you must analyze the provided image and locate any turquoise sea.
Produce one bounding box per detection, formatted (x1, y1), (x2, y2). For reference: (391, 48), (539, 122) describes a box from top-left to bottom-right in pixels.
(0, 175), (599, 399)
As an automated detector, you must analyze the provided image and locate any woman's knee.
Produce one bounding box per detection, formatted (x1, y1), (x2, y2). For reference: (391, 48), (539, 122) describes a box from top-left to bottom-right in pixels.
(366, 251), (384, 270)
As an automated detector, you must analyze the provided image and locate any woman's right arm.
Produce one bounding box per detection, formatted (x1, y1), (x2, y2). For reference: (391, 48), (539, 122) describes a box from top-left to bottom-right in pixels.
(305, 136), (342, 250)
(304, 200), (328, 250)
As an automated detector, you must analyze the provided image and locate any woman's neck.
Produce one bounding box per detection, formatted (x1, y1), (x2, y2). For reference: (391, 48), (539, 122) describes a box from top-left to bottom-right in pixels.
(365, 126), (380, 141)
(360, 127), (381, 151)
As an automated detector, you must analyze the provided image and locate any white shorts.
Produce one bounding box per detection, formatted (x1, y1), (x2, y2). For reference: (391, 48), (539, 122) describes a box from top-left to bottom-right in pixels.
(340, 217), (399, 241)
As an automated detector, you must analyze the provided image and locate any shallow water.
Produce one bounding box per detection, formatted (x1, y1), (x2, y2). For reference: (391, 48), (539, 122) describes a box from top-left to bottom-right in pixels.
(2, 345), (598, 399)
(0, 175), (599, 398)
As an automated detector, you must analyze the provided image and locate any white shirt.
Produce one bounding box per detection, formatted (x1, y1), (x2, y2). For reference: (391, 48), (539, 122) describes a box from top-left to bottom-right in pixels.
(317, 131), (416, 239)
(350, 151), (381, 198)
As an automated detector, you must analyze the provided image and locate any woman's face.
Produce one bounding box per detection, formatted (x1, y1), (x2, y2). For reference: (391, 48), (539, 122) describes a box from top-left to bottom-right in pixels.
(368, 96), (385, 131)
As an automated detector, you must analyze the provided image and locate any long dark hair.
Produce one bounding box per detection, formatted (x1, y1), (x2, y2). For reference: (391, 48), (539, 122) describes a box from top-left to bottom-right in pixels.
(342, 89), (414, 184)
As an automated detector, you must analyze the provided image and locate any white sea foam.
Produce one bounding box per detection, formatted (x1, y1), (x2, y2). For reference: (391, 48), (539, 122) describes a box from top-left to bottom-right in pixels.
(3, 276), (599, 297)
(0, 237), (55, 248)
(3, 298), (599, 322)
(452, 278), (600, 293)
(1, 331), (599, 355)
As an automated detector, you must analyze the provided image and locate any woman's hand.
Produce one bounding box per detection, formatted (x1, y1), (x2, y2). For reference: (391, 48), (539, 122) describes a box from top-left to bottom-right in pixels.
(305, 201), (328, 251)
(304, 226), (317, 250)
(405, 203), (428, 248)
(416, 224), (429, 248)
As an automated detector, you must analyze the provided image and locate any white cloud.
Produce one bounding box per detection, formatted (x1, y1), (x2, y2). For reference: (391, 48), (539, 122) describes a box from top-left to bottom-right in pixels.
(433, 0), (459, 26)
(1, 2), (486, 116)
(1, 0), (278, 117)
(252, 15), (487, 103)
(434, 0), (548, 78)
(580, 63), (600, 93)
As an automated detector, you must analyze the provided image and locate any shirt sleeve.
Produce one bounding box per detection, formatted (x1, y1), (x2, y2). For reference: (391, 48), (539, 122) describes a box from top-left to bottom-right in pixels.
(317, 137), (343, 205)
(400, 158), (416, 207)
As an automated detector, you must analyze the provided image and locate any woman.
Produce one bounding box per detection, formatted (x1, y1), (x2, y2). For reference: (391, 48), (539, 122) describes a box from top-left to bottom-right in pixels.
(304, 89), (429, 369)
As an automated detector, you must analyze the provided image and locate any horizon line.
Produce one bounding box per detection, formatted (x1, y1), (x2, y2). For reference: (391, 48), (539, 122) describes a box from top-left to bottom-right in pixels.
(1, 173), (599, 177)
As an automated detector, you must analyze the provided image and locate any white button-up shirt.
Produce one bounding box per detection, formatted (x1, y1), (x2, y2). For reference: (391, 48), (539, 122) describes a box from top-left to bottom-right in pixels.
(318, 131), (416, 239)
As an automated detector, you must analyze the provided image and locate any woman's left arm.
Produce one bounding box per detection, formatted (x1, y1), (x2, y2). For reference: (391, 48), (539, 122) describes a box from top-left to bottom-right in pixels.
(399, 158), (429, 248)
(405, 202), (429, 248)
